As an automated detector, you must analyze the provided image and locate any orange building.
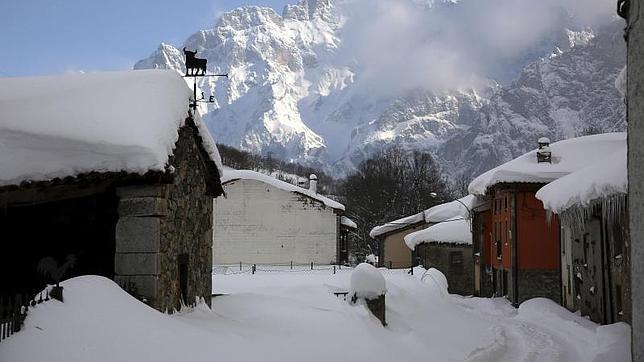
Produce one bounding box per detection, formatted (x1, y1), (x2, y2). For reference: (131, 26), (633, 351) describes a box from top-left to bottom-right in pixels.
(470, 135), (624, 306)
(473, 184), (560, 305)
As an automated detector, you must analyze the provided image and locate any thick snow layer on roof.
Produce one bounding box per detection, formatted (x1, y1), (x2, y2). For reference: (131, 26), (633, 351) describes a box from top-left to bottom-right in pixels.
(369, 212), (425, 238)
(468, 133), (627, 196)
(341, 216), (358, 229)
(424, 195), (489, 222)
(536, 142), (626, 214)
(350, 263), (386, 300)
(221, 169), (345, 210)
(0, 70), (223, 187)
(404, 217), (472, 250)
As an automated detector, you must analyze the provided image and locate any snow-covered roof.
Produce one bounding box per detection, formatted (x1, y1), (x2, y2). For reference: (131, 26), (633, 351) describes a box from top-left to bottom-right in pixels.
(370, 195), (488, 239)
(0, 70), (224, 187)
(424, 194), (489, 222)
(369, 212), (425, 239)
(404, 217), (472, 250)
(221, 169), (345, 210)
(468, 133), (626, 196)
(535, 139), (626, 214)
(341, 216), (358, 229)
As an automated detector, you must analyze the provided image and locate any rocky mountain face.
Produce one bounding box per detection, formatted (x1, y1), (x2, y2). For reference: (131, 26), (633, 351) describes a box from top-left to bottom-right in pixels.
(135, 0), (625, 180)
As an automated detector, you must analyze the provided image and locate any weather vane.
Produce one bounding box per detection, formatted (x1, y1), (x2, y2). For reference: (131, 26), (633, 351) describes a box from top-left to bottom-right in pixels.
(183, 47), (228, 110)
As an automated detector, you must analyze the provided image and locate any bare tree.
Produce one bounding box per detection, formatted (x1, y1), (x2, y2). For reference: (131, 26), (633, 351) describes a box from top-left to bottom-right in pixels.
(339, 147), (452, 255)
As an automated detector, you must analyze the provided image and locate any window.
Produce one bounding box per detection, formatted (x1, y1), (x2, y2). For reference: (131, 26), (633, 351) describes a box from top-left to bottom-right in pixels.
(496, 239), (502, 259)
(449, 251), (463, 265)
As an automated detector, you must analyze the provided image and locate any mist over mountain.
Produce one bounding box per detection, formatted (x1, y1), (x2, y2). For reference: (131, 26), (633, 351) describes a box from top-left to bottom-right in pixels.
(135, 0), (625, 180)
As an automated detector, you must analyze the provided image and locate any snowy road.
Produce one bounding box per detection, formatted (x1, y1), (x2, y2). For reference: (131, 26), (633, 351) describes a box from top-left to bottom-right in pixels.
(0, 266), (630, 362)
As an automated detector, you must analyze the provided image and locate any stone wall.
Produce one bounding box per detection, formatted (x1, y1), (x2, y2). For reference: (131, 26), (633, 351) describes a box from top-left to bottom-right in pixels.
(516, 269), (561, 305)
(114, 121), (214, 312)
(627, 0), (644, 357)
(416, 243), (473, 295)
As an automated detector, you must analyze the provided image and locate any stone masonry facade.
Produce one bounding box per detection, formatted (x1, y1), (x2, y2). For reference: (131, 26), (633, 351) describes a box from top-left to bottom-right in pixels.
(416, 243), (473, 295)
(114, 121), (214, 312)
(515, 269), (561, 305)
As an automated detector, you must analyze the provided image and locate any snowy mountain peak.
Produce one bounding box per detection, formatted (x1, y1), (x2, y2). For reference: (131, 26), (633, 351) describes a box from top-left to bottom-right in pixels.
(135, 1), (624, 179)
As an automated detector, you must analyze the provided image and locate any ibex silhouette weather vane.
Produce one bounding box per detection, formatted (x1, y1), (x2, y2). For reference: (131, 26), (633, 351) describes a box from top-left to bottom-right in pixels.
(183, 47), (228, 110)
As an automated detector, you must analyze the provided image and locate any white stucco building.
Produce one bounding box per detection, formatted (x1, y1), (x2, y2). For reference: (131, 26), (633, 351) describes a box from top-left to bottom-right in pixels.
(213, 170), (349, 265)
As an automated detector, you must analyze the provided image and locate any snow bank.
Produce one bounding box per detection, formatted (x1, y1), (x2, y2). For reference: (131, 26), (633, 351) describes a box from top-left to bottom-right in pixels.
(592, 322), (631, 362)
(350, 263), (386, 299)
(536, 142), (626, 214)
(221, 169), (344, 210)
(369, 212), (424, 238)
(419, 267), (449, 297)
(341, 216), (357, 229)
(0, 70), (223, 187)
(468, 133), (626, 196)
(404, 217), (471, 249)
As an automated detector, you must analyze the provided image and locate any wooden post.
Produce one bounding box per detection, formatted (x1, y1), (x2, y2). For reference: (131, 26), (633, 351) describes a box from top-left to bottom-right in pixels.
(290, 261), (293, 270)
(310, 262), (313, 270)
(240, 261), (242, 271)
(410, 266), (414, 275)
(389, 261), (392, 269)
(333, 265), (336, 274)
(252, 264), (256, 274)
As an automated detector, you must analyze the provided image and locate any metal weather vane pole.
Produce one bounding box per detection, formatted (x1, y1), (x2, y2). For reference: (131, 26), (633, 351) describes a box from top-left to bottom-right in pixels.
(183, 47), (228, 110)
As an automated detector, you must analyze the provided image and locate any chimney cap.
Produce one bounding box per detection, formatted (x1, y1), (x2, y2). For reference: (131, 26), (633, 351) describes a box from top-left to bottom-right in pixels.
(309, 174), (318, 180)
(538, 137), (551, 145)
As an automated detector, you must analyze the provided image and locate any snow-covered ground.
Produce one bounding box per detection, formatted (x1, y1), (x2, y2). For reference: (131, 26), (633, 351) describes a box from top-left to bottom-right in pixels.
(0, 267), (630, 362)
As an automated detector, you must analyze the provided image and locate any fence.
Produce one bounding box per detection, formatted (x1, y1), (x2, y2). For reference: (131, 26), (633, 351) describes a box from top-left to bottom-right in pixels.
(0, 289), (50, 343)
(212, 262), (419, 276)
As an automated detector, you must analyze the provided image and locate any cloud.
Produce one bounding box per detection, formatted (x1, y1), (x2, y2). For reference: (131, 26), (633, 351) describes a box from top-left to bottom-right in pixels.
(338, 0), (617, 96)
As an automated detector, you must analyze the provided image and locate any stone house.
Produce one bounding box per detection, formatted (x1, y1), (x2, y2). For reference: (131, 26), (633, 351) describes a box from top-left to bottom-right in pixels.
(370, 212), (427, 269)
(213, 171), (346, 265)
(0, 70), (224, 312)
(469, 134), (626, 306)
(405, 217), (473, 295)
(536, 136), (629, 325)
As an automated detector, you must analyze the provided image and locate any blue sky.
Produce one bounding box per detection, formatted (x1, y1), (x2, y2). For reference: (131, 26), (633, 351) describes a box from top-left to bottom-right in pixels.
(0, 0), (291, 77)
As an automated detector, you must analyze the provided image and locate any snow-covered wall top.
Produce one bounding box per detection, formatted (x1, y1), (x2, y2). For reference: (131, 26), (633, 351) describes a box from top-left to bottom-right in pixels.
(468, 132), (627, 196)
(404, 217), (472, 250)
(369, 212), (425, 239)
(221, 169), (344, 210)
(341, 216), (358, 229)
(0, 70), (224, 187)
(535, 140), (626, 214)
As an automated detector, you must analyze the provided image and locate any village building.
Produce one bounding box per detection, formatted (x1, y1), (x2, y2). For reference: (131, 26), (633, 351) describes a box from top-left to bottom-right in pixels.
(370, 212), (427, 269)
(0, 70), (224, 312)
(339, 215), (359, 265)
(405, 217), (473, 295)
(468, 133), (625, 306)
(371, 195), (482, 270)
(212, 170), (348, 265)
(536, 135), (628, 325)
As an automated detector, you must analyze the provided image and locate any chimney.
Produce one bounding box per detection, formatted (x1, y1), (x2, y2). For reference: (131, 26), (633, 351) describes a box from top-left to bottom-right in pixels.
(309, 174), (318, 193)
(537, 137), (552, 163)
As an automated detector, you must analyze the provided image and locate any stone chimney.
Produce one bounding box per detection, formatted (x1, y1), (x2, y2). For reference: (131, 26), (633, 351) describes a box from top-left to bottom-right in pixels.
(309, 174), (318, 193)
(537, 137), (552, 163)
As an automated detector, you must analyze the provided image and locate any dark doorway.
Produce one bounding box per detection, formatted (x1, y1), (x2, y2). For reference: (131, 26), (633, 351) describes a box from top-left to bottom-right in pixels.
(178, 254), (189, 304)
(0, 191), (118, 297)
